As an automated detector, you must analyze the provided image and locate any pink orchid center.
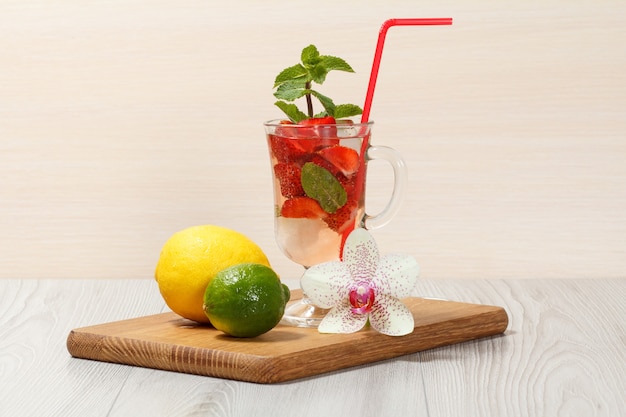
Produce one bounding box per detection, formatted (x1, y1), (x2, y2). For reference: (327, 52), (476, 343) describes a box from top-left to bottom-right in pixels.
(349, 284), (375, 315)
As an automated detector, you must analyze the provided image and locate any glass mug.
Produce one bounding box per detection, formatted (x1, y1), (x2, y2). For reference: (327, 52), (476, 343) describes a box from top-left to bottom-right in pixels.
(264, 119), (406, 327)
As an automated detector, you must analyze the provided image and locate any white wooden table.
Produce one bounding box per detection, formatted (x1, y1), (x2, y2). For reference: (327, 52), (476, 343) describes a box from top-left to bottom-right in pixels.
(2, 278), (624, 416)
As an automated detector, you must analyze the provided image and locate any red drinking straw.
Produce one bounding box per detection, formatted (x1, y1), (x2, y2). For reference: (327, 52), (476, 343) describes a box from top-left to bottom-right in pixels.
(346, 18), (452, 244)
(361, 18), (453, 123)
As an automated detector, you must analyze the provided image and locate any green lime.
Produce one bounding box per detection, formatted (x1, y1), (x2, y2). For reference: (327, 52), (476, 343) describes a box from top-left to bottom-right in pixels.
(202, 263), (290, 337)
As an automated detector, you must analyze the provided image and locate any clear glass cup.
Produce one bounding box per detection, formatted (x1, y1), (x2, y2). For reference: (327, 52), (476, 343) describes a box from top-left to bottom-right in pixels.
(264, 119), (407, 327)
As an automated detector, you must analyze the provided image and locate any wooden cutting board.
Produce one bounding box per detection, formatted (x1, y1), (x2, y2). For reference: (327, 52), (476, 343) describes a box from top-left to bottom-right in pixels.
(67, 293), (508, 384)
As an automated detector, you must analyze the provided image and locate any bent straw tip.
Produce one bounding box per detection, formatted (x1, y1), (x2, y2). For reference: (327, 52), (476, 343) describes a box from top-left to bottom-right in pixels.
(381, 17), (453, 31)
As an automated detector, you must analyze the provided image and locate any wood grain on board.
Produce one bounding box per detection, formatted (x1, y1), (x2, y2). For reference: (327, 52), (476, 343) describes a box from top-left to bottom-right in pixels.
(67, 295), (508, 383)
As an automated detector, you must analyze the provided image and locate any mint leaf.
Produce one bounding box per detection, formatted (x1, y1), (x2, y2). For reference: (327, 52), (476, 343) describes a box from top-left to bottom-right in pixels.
(274, 80), (308, 101)
(274, 101), (308, 123)
(319, 55), (355, 73)
(310, 55), (355, 84)
(334, 103), (364, 119)
(301, 45), (321, 67)
(309, 64), (329, 84)
(309, 90), (336, 115)
(274, 64), (308, 88)
(301, 162), (347, 214)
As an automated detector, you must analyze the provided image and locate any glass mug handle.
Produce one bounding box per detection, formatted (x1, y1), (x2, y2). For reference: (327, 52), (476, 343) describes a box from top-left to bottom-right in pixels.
(363, 145), (408, 230)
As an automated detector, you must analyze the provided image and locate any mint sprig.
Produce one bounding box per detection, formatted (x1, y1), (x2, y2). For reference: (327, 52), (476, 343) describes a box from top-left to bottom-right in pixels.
(273, 45), (363, 123)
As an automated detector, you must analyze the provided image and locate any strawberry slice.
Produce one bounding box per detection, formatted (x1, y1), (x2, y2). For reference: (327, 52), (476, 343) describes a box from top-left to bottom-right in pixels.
(298, 116), (339, 140)
(270, 117), (339, 161)
(281, 197), (328, 219)
(317, 146), (360, 177)
(268, 134), (307, 164)
(274, 120), (301, 139)
(324, 199), (358, 232)
(274, 163), (304, 198)
(300, 116), (337, 126)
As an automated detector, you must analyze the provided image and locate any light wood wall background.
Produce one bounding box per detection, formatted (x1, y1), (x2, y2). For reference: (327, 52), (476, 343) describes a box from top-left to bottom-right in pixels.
(2, 0), (625, 280)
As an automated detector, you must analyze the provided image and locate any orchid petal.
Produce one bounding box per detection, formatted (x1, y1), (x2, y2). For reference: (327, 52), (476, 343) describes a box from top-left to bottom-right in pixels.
(301, 261), (352, 308)
(369, 293), (415, 336)
(342, 228), (379, 282)
(372, 253), (420, 298)
(318, 303), (369, 334)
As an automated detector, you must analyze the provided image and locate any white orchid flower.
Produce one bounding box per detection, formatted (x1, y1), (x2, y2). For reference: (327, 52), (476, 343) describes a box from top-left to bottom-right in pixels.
(301, 228), (419, 336)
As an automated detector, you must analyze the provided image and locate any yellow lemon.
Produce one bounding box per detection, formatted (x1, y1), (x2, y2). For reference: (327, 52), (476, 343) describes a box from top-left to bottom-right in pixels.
(155, 225), (271, 323)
